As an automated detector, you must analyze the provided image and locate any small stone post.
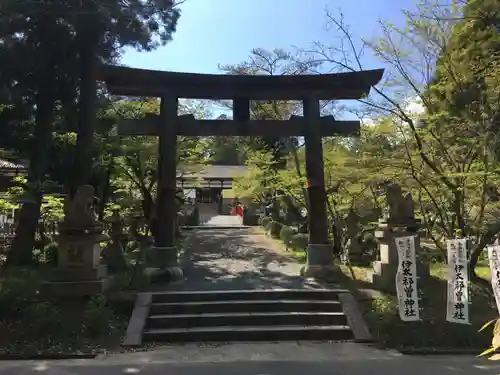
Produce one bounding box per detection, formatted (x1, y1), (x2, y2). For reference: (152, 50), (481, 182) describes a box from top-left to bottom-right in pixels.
(344, 210), (367, 265)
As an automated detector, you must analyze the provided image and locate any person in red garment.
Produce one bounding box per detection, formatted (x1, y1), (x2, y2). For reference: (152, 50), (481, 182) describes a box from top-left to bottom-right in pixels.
(232, 198), (244, 224)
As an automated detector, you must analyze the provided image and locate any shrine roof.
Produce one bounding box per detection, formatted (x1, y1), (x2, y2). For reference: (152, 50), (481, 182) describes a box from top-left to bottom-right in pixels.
(0, 158), (28, 177)
(0, 158), (26, 170)
(178, 165), (248, 180)
(98, 64), (384, 100)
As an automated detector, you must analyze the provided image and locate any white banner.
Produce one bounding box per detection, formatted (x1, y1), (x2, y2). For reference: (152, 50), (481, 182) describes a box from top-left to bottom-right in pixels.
(395, 236), (420, 321)
(446, 239), (469, 324)
(488, 245), (500, 315)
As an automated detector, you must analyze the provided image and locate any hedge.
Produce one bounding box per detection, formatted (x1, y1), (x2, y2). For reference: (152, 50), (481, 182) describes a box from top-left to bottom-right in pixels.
(280, 226), (296, 248)
(267, 221), (283, 238)
(290, 233), (308, 250)
(260, 216), (272, 229)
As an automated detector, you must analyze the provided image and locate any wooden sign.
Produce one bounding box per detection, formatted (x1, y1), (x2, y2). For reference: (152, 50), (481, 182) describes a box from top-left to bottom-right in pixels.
(395, 235), (420, 321)
(446, 239), (469, 324)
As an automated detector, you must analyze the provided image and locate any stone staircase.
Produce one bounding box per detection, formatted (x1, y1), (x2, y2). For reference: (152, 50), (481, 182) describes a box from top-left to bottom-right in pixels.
(198, 203), (219, 225)
(123, 288), (372, 345)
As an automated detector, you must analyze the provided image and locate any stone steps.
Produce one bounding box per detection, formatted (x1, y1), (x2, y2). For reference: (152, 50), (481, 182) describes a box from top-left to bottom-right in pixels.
(125, 288), (363, 344)
(148, 311), (348, 328)
(150, 288), (349, 302)
(143, 324), (353, 342)
(149, 299), (344, 314)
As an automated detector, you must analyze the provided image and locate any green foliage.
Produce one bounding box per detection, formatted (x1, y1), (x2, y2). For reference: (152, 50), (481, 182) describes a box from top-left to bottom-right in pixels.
(242, 208), (260, 226)
(479, 319), (500, 360)
(82, 294), (114, 337)
(105, 99), (211, 223)
(0, 269), (43, 317)
(290, 233), (309, 251)
(0, 175), (25, 214)
(267, 221), (283, 238)
(40, 195), (64, 223)
(26, 302), (61, 335)
(279, 226), (296, 248)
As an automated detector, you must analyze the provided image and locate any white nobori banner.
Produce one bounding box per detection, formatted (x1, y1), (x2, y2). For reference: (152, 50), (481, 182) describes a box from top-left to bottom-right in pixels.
(395, 235), (420, 321)
(446, 239), (469, 324)
(488, 245), (500, 315)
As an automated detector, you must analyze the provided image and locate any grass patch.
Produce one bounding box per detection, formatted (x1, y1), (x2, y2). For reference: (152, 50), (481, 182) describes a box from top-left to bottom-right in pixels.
(335, 262), (496, 350)
(253, 227), (307, 262)
(0, 267), (130, 356)
(253, 224), (495, 350)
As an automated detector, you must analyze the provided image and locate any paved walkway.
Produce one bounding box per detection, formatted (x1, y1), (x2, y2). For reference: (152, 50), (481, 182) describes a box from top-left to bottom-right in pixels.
(172, 228), (323, 290)
(0, 342), (497, 374)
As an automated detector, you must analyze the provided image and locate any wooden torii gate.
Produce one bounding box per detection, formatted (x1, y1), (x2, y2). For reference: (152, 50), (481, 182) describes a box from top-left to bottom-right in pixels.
(97, 65), (384, 278)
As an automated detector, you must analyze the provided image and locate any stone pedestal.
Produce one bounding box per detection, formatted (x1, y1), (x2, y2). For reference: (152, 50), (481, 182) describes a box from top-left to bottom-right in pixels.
(300, 244), (338, 278)
(346, 239), (368, 266)
(144, 245), (183, 282)
(41, 231), (114, 297)
(369, 223), (429, 291)
(104, 212), (128, 272)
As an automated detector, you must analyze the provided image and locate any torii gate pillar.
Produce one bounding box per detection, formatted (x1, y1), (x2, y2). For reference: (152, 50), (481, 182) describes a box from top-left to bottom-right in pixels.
(301, 97), (333, 278)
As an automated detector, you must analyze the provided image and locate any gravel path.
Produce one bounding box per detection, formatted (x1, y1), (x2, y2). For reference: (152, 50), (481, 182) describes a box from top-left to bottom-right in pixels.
(169, 228), (326, 291)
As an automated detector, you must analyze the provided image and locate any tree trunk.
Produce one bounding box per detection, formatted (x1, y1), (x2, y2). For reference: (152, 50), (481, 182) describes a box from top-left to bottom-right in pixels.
(7, 70), (56, 266)
(97, 168), (111, 221)
(289, 139), (309, 211)
(271, 199), (280, 221)
(71, 29), (98, 195)
(140, 190), (157, 237)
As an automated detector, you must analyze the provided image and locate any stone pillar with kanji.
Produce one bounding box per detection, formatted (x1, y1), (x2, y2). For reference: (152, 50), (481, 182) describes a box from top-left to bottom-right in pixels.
(41, 185), (113, 297)
(369, 183), (429, 290)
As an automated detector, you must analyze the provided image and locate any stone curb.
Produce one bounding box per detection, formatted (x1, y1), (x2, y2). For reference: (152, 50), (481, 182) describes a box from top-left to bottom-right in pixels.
(337, 293), (373, 343)
(122, 293), (152, 347)
(0, 353), (97, 360)
(397, 347), (484, 355)
(182, 226), (252, 230)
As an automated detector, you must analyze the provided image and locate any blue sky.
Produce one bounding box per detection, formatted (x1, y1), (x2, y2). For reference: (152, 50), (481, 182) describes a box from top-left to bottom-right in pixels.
(122, 0), (419, 74)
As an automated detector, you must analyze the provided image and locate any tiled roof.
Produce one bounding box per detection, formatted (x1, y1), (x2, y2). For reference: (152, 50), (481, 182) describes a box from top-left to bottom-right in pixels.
(178, 165), (248, 180)
(0, 158), (26, 169)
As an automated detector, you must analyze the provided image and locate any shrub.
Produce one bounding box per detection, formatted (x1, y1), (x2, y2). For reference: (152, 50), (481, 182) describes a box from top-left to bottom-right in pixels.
(26, 301), (61, 335)
(268, 221), (283, 238)
(260, 216), (271, 228)
(82, 294), (114, 337)
(280, 226), (296, 248)
(0, 269), (42, 318)
(290, 233), (309, 250)
(243, 210), (259, 226)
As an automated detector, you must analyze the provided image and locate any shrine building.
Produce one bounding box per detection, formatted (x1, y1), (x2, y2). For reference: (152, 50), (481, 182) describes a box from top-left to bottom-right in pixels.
(177, 164), (248, 215)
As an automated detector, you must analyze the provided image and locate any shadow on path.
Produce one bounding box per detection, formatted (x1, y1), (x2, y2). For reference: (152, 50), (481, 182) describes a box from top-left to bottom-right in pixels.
(168, 228), (324, 291)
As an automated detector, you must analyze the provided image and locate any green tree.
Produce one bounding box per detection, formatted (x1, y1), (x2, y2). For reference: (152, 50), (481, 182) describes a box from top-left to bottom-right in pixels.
(219, 48), (321, 222)
(2, 0), (184, 266)
(425, 0), (500, 271)
(293, 0), (500, 276)
(104, 98), (209, 236)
